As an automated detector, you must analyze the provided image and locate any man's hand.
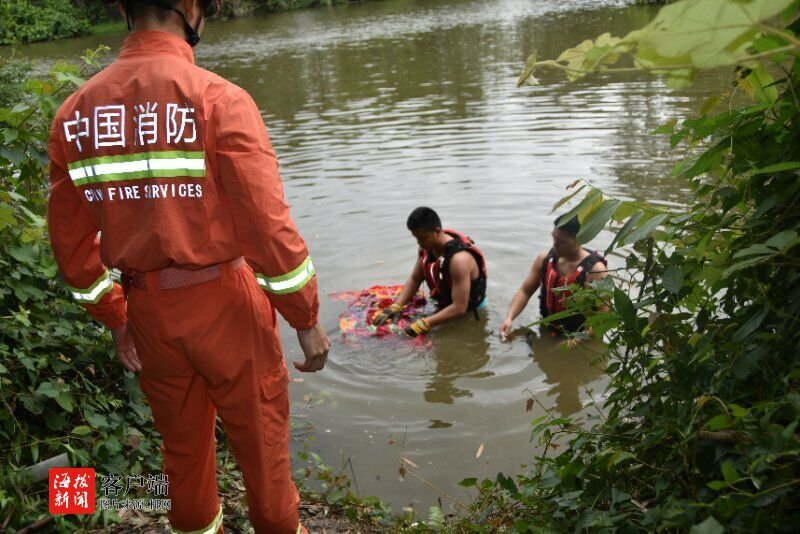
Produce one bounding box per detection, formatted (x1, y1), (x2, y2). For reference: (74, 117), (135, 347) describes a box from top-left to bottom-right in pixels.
(111, 324), (141, 373)
(500, 318), (513, 340)
(294, 322), (331, 372)
(373, 302), (403, 326)
(404, 318), (430, 338)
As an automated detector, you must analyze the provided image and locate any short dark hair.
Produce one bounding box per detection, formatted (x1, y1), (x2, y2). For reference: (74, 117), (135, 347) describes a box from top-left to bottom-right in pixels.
(118, 0), (177, 25)
(554, 214), (580, 238)
(407, 207), (442, 232)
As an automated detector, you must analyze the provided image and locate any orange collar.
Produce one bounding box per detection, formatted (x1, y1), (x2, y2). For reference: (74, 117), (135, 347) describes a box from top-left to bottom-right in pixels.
(118, 30), (195, 64)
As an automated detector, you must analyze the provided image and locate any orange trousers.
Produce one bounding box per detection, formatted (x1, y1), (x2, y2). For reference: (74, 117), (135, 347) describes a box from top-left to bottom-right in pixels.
(128, 262), (300, 533)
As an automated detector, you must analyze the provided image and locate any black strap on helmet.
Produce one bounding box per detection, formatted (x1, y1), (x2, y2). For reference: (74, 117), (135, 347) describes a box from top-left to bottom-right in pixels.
(121, 0), (219, 47)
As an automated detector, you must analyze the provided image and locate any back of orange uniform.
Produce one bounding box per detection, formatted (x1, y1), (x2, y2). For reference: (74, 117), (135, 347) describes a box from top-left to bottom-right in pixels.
(48, 30), (319, 331)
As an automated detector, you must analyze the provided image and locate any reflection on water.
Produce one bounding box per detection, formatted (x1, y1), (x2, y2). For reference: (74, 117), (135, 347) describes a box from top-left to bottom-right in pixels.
(10, 0), (729, 511)
(527, 331), (607, 417)
(424, 314), (492, 404)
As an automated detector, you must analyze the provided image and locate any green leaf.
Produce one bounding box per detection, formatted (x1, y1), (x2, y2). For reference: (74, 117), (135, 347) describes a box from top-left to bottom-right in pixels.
(0, 204), (14, 231)
(7, 245), (39, 266)
(576, 200), (621, 245)
(496, 472), (519, 496)
(53, 71), (86, 87)
(751, 161), (800, 175)
(55, 392), (74, 413)
(724, 254), (772, 275)
(551, 184), (586, 214)
(721, 460), (739, 484)
(733, 244), (775, 259)
(624, 0), (795, 69)
(690, 516), (725, 534)
(35, 382), (58, 398)
(612, 202), (641, 222)
(458, 477), (478, 487)
(2, 128), (19, 143)
(706, 414), (731, 431)
(517, 50), (539, 87)
(744, 66), (778, 105)
(427, 506), (445, 528)
(72, 426), (92, 436)
(607, 211), (644, 254)
(608, 451), (636, 468)
(679, 142), (726, 180)
(614, 288), (636, 330)
(620, 213), (669, 246)
(731, 306), (768, 343)
(326, 487), (348, 504)
(85, 412), (110, 429)
(559, 189), (601, 227)
(765, 230), (800, 252)
(728, 403), (748, 419)
(662, 265), (683, 295)
(0, 147), (26, 166)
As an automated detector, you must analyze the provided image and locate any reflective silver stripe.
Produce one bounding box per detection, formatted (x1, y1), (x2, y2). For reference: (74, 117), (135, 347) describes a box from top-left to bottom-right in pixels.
(255, 256), (315, 295)
(67, 271), (114, 304)
(172, 508), (223, 534)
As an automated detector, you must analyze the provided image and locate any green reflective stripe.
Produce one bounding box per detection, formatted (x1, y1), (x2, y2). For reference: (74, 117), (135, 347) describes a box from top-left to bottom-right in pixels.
(67, 150), (205, 170)
(172, 508), (223, 534)
(255, 256), (315, 295)
(296, 523), (303, 534)
(72, 168), (205, 186)
(68, 150), (206, 186)
(66, 271), (114, 304)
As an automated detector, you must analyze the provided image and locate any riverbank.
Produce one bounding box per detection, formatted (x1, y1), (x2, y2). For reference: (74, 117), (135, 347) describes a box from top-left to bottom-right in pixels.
(0, 0), (368, 45)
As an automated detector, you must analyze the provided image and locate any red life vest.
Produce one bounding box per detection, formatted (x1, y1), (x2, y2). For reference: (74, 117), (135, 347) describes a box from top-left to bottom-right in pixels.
(539, 248), (607, 333)
(419, 229), (487, 311)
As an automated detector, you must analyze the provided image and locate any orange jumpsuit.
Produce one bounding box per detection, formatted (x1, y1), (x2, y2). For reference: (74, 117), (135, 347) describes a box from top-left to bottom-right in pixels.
(47, 31), (318, 534)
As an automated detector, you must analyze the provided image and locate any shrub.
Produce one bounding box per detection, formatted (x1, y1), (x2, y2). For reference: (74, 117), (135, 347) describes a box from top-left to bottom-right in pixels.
(0, 0), (91, 44)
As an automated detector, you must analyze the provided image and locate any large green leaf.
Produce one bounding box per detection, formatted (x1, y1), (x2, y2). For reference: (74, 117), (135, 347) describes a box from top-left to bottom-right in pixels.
(731, 306), (769, 343)
(614, 288), (637, 330)
(607, 210), (644, 255)
(620, 213), (669, 246)
(576, 200), (621, 245)
(625, 0), (795, 69)
(559, 189), (602, 226)
(662, 265), (684, 295)
(690, 516), (725, 534)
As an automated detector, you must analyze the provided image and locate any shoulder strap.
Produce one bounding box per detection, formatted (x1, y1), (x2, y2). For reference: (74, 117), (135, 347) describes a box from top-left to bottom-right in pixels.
(575, 250), (607, 285)
(540, 248), (556, 282)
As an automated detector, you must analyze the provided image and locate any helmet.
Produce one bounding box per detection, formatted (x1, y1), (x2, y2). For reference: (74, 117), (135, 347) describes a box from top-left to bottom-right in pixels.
(110, 0), (221, 46)
(108, 1), (220, 19)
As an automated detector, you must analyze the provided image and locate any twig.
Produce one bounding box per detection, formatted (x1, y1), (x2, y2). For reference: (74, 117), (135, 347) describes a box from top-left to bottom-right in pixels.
(402, 468), (470, 513)
(344, 457), (360, 499)
(17, 515), (53, 534)
(698, 430), (752, 445)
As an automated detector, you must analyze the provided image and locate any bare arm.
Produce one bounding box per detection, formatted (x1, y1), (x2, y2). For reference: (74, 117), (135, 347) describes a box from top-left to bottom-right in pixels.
(395, 255), (425, 307)
(425, 252), (474, 328)
(500, 251), (547, 339)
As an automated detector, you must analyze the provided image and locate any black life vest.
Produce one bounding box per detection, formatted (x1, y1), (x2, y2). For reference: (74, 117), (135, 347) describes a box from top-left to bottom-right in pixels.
(419, 229), (487, 312)
(539, 248), (607, 334)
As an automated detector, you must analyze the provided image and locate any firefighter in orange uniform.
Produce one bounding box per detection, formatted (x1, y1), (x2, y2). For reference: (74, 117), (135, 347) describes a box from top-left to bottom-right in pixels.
(47, 1), (330, 532)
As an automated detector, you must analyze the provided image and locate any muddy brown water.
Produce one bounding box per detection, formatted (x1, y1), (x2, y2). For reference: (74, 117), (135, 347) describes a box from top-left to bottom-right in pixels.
(12, 0), (727, 514)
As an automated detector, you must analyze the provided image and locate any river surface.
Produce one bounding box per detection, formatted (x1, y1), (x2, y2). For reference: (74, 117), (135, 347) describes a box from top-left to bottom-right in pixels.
(13, 0), (727, 514)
